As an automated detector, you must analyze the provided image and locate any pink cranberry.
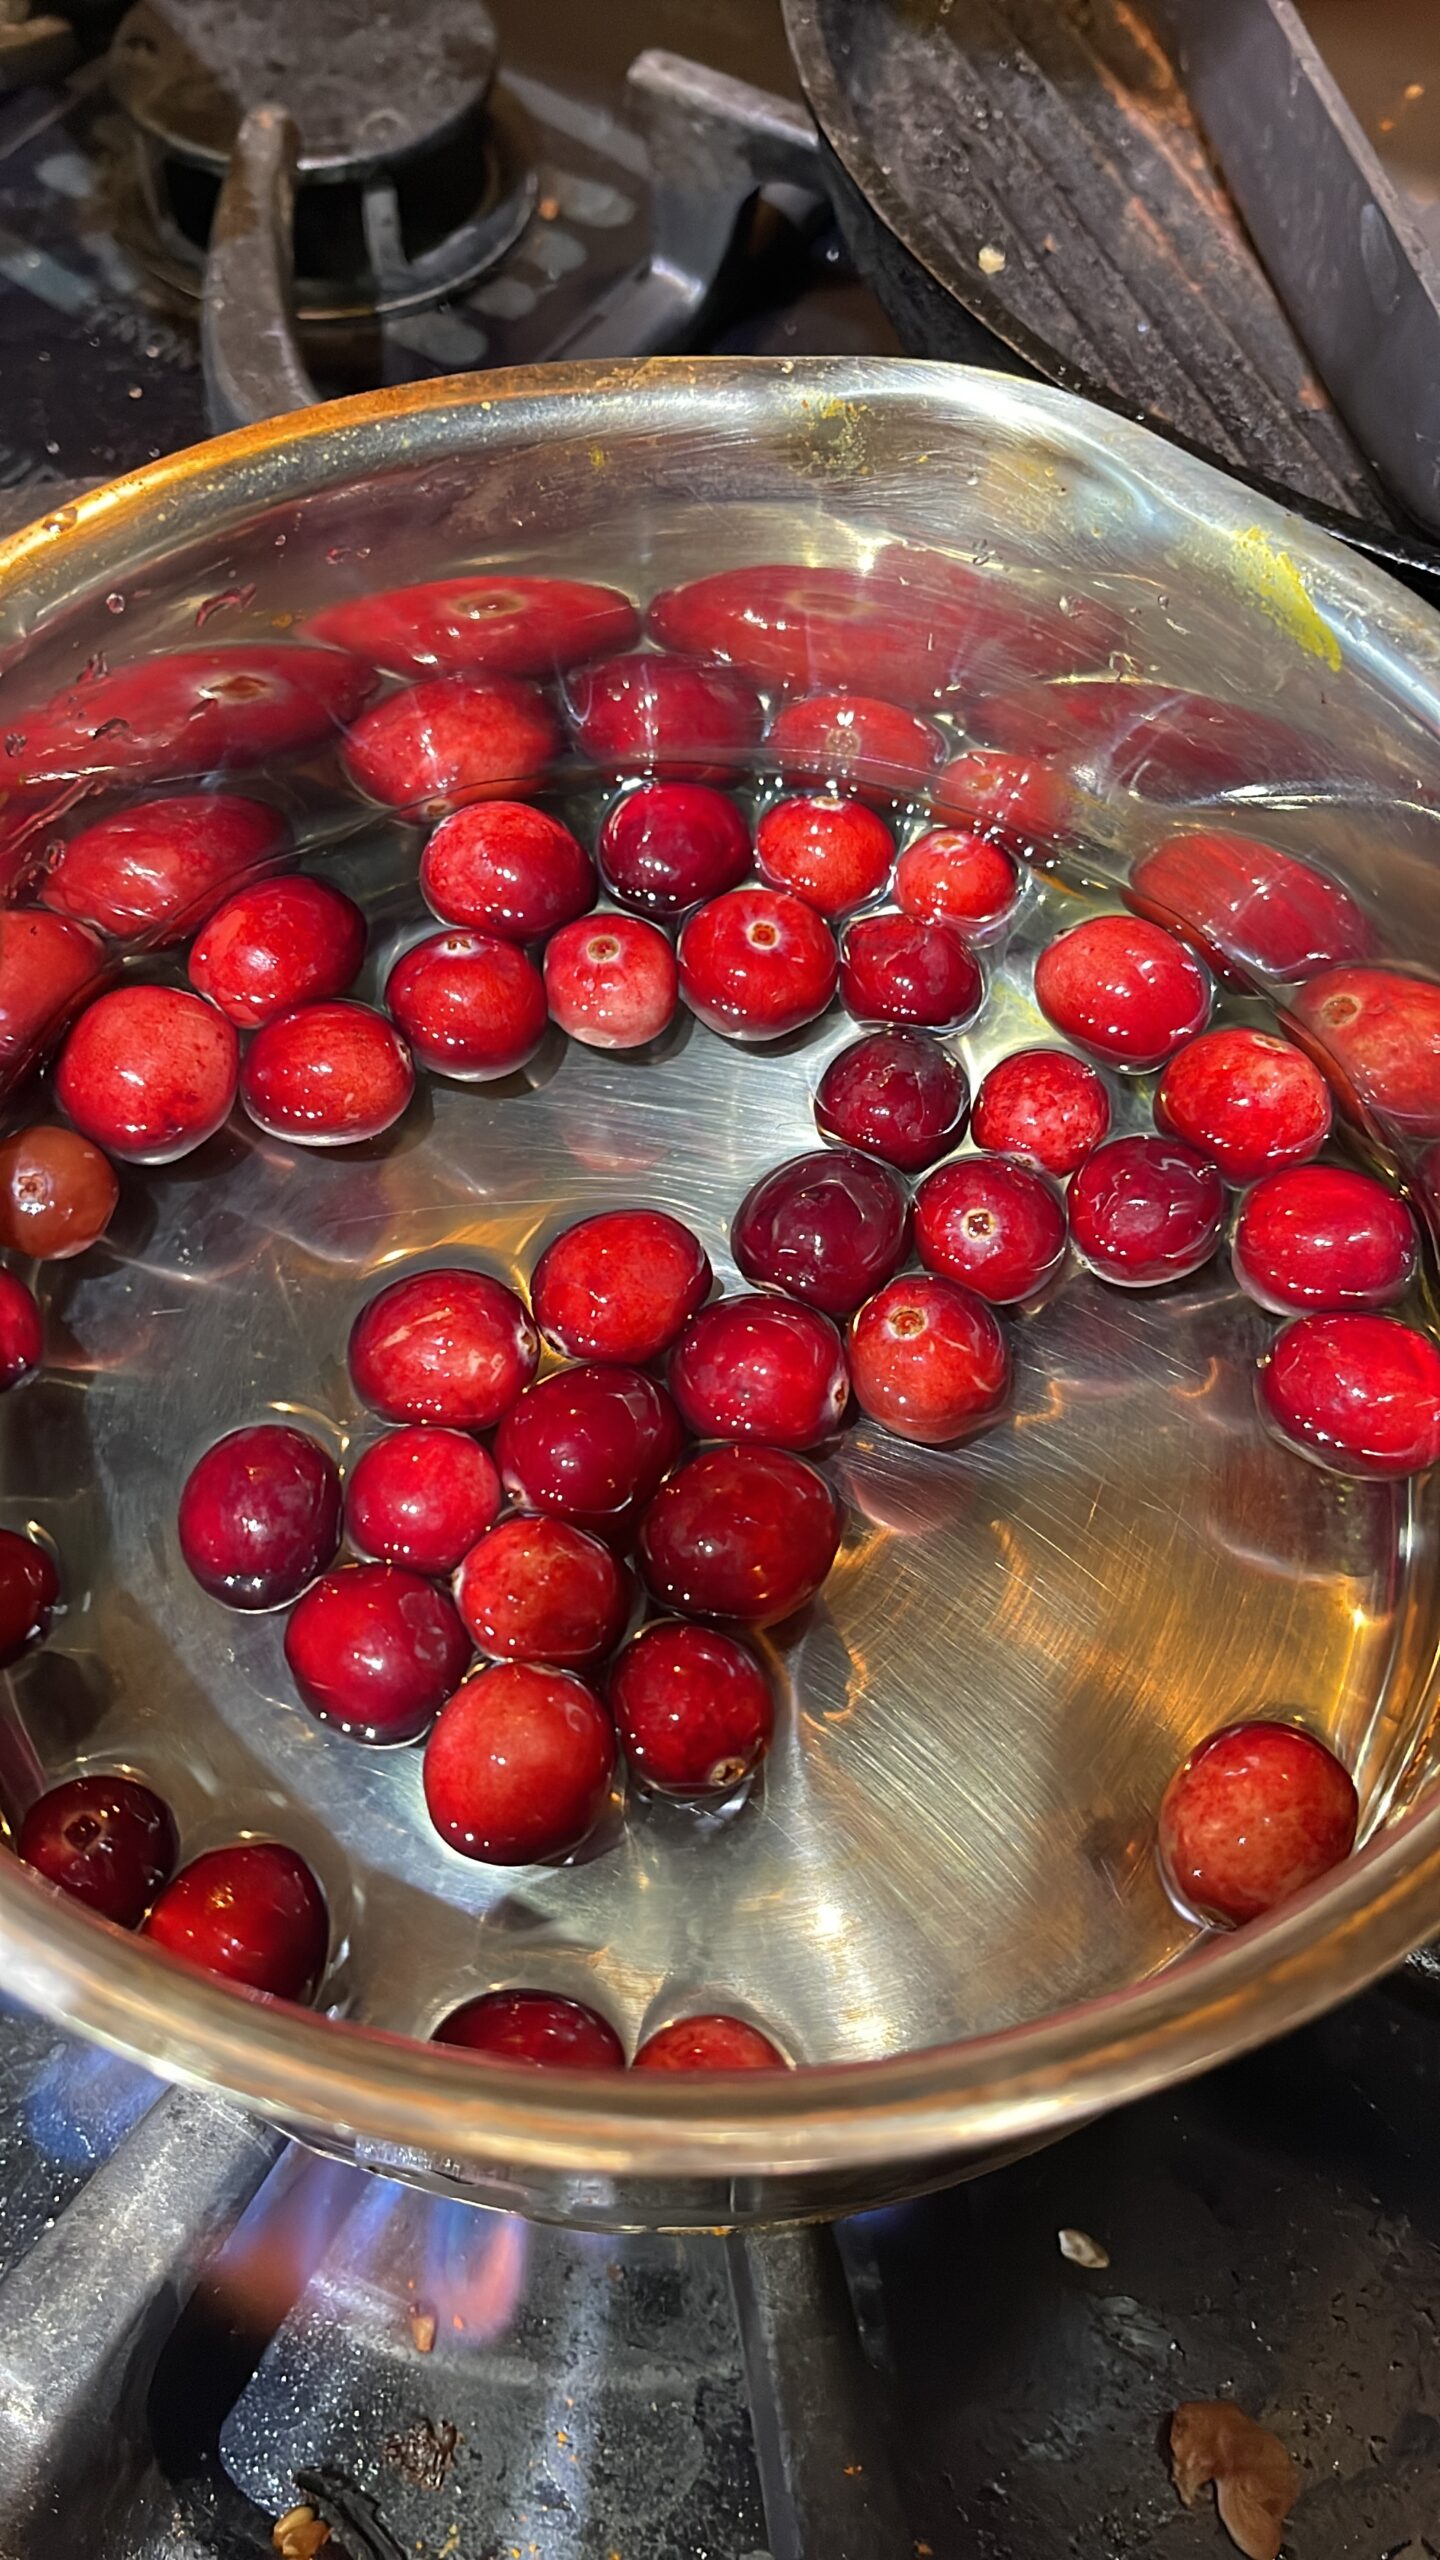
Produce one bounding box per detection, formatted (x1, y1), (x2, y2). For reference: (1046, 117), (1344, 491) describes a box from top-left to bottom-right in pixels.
(670, 1295), (848, 1448)
(20, 644), (373, 786)
(678, 887), (838, 1041)
(814, 1028), (968, 1173)
(544, 913), (678, 1049)
(0, 1125), (117, 1260)
(18, 1773), (177, 1928)
(346, 1427), (501, 1574)
(0, 1527), (60, 1662)
(41, 793), (285, 944)
(1034, 915), (1211, 1068)
(284, 1561), (472, 1742)
(178, 1422), (342, 1609)
(240, 999), (414, 1145)
(188, 875), (366, 1027)
(496, 1364), (682, 1538)
(849, 1273), (1010, 1444)
(422, 1660), (615, 1862)
(531, 1209), (710, 1364)
(434, 1988), (624, 2069)
(732, 1147), (909, 1317)
(455, 1514), (630, 1665)
(633, 2014), (788, 2071)
(1069, 1135), (1224, 1287)
(1159, 1721), (1358, 1926)
(1290, 967), (1440, 1136)
(309, 574), (638, 679)
(838, 912), (983, 1032)
(0, 910), (105, 1087)
(1129, 829), (1374, 982)
(385, 930), (547, 1081)
(970, 1046), (1111, 1177)
(914, 1156), (1067, 1303)
(754, 794), (894, 917)
(56, 984), (239, 1163)
(932, 748), (1070, 849)
(349, 1267), (538, 1429)
(638, 1444), (843, 1626)
(894, 826), (1020, 934)
(611, 1620), (774, 1795)
(766, 692), (943, 797)
(566, 651), (761, 779)
(419, 800), (595, 939)
(1233, 1164), (1418, 1313)
(598, 782), (751, 918)
(342, 674), (560, 809)
(1155, 1026), (1332, 1184)
(1258, 1312), (1440, 1477)
(144, 1841), (328, 2002)
(0, 1269), (42, 1388)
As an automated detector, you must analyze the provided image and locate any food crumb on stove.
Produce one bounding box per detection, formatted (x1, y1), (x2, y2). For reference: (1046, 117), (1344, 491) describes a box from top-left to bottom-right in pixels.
(1170, 2398), (1300, 2560)
(1058, 2226), (1111, 2268)
(409, 2304), (437, 2354)
(384, 2416), (459, 2490)
(978, 243), (1007, 274)
(271, 2507), (330, 2559)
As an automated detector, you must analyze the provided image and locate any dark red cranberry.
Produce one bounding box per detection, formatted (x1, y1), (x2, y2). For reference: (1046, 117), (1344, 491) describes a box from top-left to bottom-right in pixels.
(240, 999), (414, 1144)
(1233, 1164), (1418, 1314)
(814, 1028), (968, 1174)
(754, 794), (894, 917)
(178, 1422), (342, 1609)
(932, 748), (1071, 849)
(543, 913), (678, 1049)
(342, 674), (560, 809)
(349, 1267), (538, 1429)
(531, 1209), (710, 1364)
(975, 677), (1332, 799)
(1159, 1721), (1358, 1926)
(1257, 1312), (1440, 1477)
(1290, 967), (1440, 1137)
(41, 793), (286, 944)
(893, 826), (1020, 934)
(284, 1561), (472, 1742)
(19, 645), (374, 786)
(188, 875), (366, 1027)
(385, 929), (547, 1080)
(422, 1660), (615, 1862)
(838, 912), (983, 1031)
(678, 886), (838, 1041)
(632, 2013), (788, 2070)
(970, 1046), (1111, 1177)
(1156, 1027), (1331, 1183)
(0, 1527), (60, 1662)
(0, 1124), (117, 1260)
(57, 984), (239, 1162)
(1129, 829), (1374, 982)
(914, 1156), (1067, 1303)
(435, 1988), (624, 2068)
(638, 1443), (843, 1626)
(455, 1514), (630, 1665)
(496, 1364), (683, 1537)
(565, 651), (761, 779)
(611, 1620), (774, 1795)
(766, 693), (943, 797)
(598, 782), (751, 918)
(849, 1273), (1010, 1444)
(1033, 914), (1211, 1068)
(1068, 1135), (1224, 1287)
(346, 1427), (500, 1575)
(0, 1269), (42, 1388)
(731, 1147), (909, 1317)
(670, 1294), (848, 1449)
(309, 574), (638, 678)
(419, 800), (595, 939)
(18, 1774), (177, 1927)
(144, 1841), (328, 2002)
(0, 910), (105, 1086)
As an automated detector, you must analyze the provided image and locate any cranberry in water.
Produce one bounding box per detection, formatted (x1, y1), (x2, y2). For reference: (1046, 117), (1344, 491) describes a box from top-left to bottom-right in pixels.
(178, 1422), (342, 1609)
(1068, 1135), (1224, 1287)
(970, 1046), (1111, 1177)
(1130, 829), (1374, 983)
(1257, 1312), (1440, 1478)
(188, 875), (366, 1027)
(1290, 966), (1440, 1136)
(349, 1267), (538, 1429)
(0, 1124), (117, 1259)
(1034, 914), (1210, 1068)
(894, 826), (1020, 934)
(543, 913), (678, 1049)
(678, 887), (838, 1041)
(598, 781), (751, 918)
(385, 930), (547, 1080)
(422, 1660), (615, 1862)
(343, 674), (560, 808)
(566, 651), (761, 778)
(496, 1364), (683, 1536)
(815, 1027), (968, 1173)
(1156, 1026), (1331, 1184)
(0, 1269), (42, 1388)
(240, 999), (414, 1144)
(1159, 1721), (1358, 1926)
(611, 1619), (774, 1795)
(346, 1427), (500, 1575)
(0, 1527), (60, 1662)
(420, 800), (595, 939)
(766, 692), (943, 796)
(849, 1273), (1009, 1444)
(309, 573), (638, 679)
(455, 1513), (630, 1665)
(145, 1841), (328, 2002)
(732, 1147), (909, 1317)
(914, 1156), (1067, 1303)
(838, 912), (983, 1031)
(0, 910), (105, 1085)
(754, 794), (894, 918)
(932, 748), (1070, 849)
(638, 1444), (843, 1626)
(633, 2013), (787, 2071)
(18, 1774), (176, 1927)
(284, 1561), (472, 1742)
(1233, 1164), (1418, 1314)
(41, 793), (285, 944)
(671, 1294), (848, 1448)
(531, 1209), (710, 1364)
(435, 1988), (624, 2069)
(20, 644), (373, 786)
(57, 984), (239, 1162)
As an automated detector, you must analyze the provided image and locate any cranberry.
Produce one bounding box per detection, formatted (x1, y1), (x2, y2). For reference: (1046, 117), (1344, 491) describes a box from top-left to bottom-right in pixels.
(422, 1660), (615, 1862)
(766, 693), (943, 797)
(1034, 915), (1211, 1068)
(839, 912), (983, 1031)
(420, 800), (595, 939)
(611, 1620), (774, 1794)
(914, 1156), (1067, 1303)
(1130, 829), (1374, 982)
(188, 875), (366, 1027)
(754, 794), (894, 918)
(455, 1514), (630, 1665)
(1155, 1027), (1332, 1184)
(671, 1294), (848, 1448)
(144, 1841), (328, 2002)
(894, 826), (1020, 935)
(566, 651), (761, 779)
(346, 1427), (501, 1574)
(872, 544), (1124, 689)
(0, 910), (105, 1086)
(648, 561), (954, 699)
(1233, 1164), (1418, 1314)
(342, 674), (560, 809)
(309, 574), (638, 678)
(678, 887), (838, 1041)
(970, 1046), (1111, 1177)
(349, 1267), (538, 1428)
(1159, 1721), (1358, 1926)
(0, 1527), (60, 1662)
(0, 1269), (42, 1388)
(732, 1147), (909, 1317)
(531, 1209), (710, 1364)
(814, 1028), (968, 1173)
(0, 1124), (117, 1259)
(638, 1443), (842, 1626)
(932, 749), (1070, 849)
(543, 913), (678, 1049)
(1258, 1312), (1440, 1477)
(849, 1273), (1009, 1443)
(496, 1364), (682, 1537)
(240, 997), (414, 1145)
(435, 1988), (624, 2069)
(1068, 1135), (1224, 1287)
(284, 1561), (472, 1742)
(18, 1774), (176, 1927)
(975, 678), (1333, 798)
(633, 2013), (787, 2071)
(385, 930), (547, 1081)
(19, 645), (373, 785)
(56, 984), (238, 1163)
(598, 782), (751, 918)
(40, 794), (285, 943)
(1290, 967), (1440, 1136)
(178, 1422), (342, 1609)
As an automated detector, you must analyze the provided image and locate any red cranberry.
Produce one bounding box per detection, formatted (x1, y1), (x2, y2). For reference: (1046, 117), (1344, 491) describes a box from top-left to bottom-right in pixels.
(18, 1774), (177, 1927)
(309, 574), (638, 678)
(1129, 829), (1374, 983)
(914, 1156), (1066, 1304)
(1159, 1721), (1358, 1927)
(838, 912), (983, 1031)
(1034, 915), (1211, 1068)
(849, 1273), (1009, 1444)
(1258, 1312), (1440, 1477)
(342, 675), (560, 809)
(422, 1660), (615, 1862)
(611, 1620), (774, 1795)
(496, 1364), (683, 1537)
(57, 984), (238, 1162)
(894, 826), (1020, 934)
(241, 999), (413, 1145)
(346, 1427), (500, 1575)
(349, 1267), (538, 1429)
(455, 1514), (630, 1665)
(434, 1988), (624, 2068)
(638, 1444), (842, 1626)
(678, 887), (838, 1041)
(420, 800), (595, 939)
(1069, 1135), (1224, 1287)
(670, 1294), (848, 1449)
(531, 1209), (710, 1364)
(872, 544), (1124, 691)
(543, 913), (678, 1049)
(566, 651), (761, 779)
(41, 794), (285, 944)
(188, 875), (366, 1027)
(633, 2013), (787, 2070)
(971, 1046), (1111, 1177)
(0, 910), (105, 1086)
(648, 560), (955, 699)
(0, 1527), (60, 1662)
(754, 794), (894, 917)
(1290, 967), (1440, 1136)
(1155, 1027), (1332, 1184)
(932, 748), (1070, 848)
(815, 1028), (968, 1174)
(0, 1124), (117, 1260)
(766, 693), (943, 797)
(1233, 1164), (1418, 1314)
(975, 678), (1331, 798)
(178, 1422), (342, 1609)
(385, 930), (547, 1081)
(144, 1841), (328, 2002)
(732, 1147), (909, 1316)
(284, 1561), (472, 1742)
(19, 645), (373, 786)
(0, 1269), (42, 1388)
(598, 782), (751, 918)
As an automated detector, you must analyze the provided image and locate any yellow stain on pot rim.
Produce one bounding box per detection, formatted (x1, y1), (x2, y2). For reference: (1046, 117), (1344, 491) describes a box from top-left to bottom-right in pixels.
(1232, 523), (1343, 671)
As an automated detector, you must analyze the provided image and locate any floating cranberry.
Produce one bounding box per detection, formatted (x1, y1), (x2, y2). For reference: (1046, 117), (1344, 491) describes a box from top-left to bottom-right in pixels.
(1290, 967), (1440, 1136)
(18, 645), (374, 785)
(349, 1267), (538, 1429)
(342, 674), (560, 809)
(894, 826), (1020, 934)
(566, 651), (761, 779)
(543, 913), (678, 1049)
(814, 1027), (968, 1174)
(241, 999), (414, 1145)
(732, 1147), (909, 1317)
(1233, 1164), (1418, 1314)
(1068, 1135), (1224, 1287)
(420, 800), (595, 939)
(455, 1514), (630, 1665)
(670, 1294), (848, 1449)
(638, 1443), (842, 1626)
(839, 912), (983, 1031)
(434, 1988), (624, 2068)
(970, 1046), (1111, 1177)
(309, 574), (639, 678)
(632, 2013), (788, 2071)
(598, 781), (751, 918)
(611, 1620), (774, 1795)
(1159, 1721), (1358, 1927)
(1129, 829), (1374, 983)
(496, 1364), (682, 1538)
(178, 1422), (342, 1609)
(18, 1774), (177, 1927)
(976, 678), (1333, 798)
(0, 1269), (42, 1388)
(40, 794), (285, 943)
(531, 1209), (710, 1364)
(422, 1660), (615, 1862)
(0, 909), (105, 1087)
(754, 794), (894, 918)
(1257, 1312), (1440, 1477)
(144, 1841), (328, 2002)
(0, 1124), (117, 1260)
(1156, 1026), (1332, 1184)
(766, 692), (943, 797)
(385, 929), (547, 1081)
(1034, 914), (1210, 1068)
(284, 1561), (472, 1742)
(346, 1427), (501, 1575)
(849, 1273), (1010, 1444)
(914, 1156), (1067, 1303)
(678, 886), (838, 1041)
(188, 875), (366, 1027)
(932, 748), (1070, 848)
(648, 561), (952, 699)
(56, 984), (238, 1163)
(871, 544), (1124, 690)
(0, 1527), (60, 1662)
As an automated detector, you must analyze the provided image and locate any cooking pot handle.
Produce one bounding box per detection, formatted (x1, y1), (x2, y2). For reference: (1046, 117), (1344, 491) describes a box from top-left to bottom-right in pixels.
(202, 103), (321, 436)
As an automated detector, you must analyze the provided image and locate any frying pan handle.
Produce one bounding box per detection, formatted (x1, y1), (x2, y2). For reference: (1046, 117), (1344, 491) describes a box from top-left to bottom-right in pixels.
(202, 104), (320, 435)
